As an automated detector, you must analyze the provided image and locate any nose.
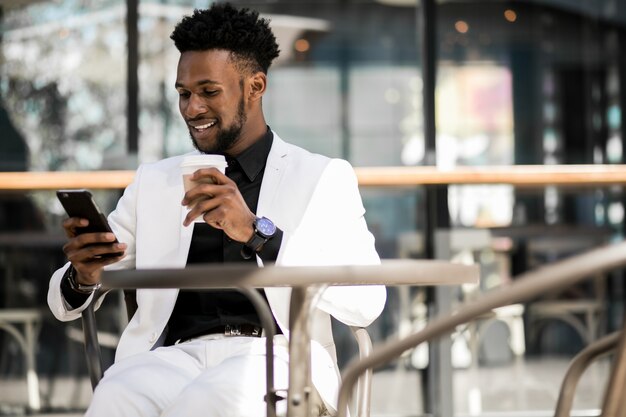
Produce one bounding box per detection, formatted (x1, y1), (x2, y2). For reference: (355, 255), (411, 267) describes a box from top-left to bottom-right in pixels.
(183, 94), (207, 119)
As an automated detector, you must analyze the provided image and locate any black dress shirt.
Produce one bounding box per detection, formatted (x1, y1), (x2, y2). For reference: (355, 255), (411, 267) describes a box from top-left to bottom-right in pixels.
(164, 128), (282, 345)
(62, 128), (283, 343)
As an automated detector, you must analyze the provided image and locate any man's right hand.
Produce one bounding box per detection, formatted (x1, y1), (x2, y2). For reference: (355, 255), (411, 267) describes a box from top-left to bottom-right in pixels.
(62, 217), (127, 286)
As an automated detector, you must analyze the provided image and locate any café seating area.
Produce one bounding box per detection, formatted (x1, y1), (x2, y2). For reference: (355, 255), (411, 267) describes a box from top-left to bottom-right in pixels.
(2, 0), (626, 416)
(0, 168), (624, 417)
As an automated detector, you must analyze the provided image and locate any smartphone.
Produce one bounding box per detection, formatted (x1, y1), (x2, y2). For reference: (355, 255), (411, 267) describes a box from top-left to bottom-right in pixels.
(56, 189), (123, 258)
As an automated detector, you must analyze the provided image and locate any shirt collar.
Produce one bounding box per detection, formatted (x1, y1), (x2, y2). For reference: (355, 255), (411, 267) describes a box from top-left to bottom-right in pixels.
(226, 127), (273, 182)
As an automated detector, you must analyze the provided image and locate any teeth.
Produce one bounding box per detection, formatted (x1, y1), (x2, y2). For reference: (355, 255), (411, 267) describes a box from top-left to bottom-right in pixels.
(194, 121), (216, 130)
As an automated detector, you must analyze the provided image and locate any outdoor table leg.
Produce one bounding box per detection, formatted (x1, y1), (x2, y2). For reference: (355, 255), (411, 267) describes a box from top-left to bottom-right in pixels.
(287, 285), (326, 417)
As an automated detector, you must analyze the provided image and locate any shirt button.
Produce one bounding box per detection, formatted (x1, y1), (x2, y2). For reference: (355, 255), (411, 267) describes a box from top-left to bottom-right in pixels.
(149, 332), (158, 343)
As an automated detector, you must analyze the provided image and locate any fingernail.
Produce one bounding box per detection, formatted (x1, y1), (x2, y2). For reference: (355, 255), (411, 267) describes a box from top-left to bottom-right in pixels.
(105, 233), (115, 240)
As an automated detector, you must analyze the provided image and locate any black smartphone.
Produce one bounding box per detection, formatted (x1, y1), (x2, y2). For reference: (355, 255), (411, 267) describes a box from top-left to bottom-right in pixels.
(56, 189), (123, 258)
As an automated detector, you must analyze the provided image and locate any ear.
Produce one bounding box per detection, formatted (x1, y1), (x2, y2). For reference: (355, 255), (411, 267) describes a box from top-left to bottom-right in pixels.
(248, 72), (267, 102)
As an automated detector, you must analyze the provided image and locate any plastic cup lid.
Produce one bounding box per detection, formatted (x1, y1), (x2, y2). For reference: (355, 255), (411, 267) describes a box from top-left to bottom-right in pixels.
(180, 155), (228, 168)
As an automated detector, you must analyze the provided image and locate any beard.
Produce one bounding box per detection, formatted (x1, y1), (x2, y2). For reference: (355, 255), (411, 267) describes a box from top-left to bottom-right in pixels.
(190, 95), (247, 155)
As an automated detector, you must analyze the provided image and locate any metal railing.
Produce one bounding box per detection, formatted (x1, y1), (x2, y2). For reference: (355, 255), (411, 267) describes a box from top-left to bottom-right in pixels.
(3, 166), (625, 415)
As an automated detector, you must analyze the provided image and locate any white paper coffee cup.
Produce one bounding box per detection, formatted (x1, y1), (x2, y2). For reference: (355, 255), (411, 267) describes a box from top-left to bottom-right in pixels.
(180, 155), (228, 222)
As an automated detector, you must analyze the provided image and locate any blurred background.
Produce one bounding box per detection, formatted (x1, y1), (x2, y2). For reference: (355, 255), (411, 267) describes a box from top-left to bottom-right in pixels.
(0, 0), (625, 416)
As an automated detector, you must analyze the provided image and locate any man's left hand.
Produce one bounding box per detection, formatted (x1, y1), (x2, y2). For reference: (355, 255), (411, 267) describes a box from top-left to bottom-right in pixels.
(182, 167), (255, 242)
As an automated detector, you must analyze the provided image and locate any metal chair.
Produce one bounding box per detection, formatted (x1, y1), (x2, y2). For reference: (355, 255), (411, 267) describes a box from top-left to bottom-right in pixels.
(0, 308), (41, 411)
(79, 288), (374, 417)
(336, 241), (626, 417)
(554, 330), (621, 417)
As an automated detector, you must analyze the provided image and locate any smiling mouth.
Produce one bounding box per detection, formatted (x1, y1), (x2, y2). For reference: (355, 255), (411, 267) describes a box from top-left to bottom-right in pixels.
(191, 121), (216, 132)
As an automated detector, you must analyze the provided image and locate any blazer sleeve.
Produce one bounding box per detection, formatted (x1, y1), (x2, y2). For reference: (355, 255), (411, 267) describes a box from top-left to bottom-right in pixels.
(277, 159), (386, 327)
(47, 166), (142, 322)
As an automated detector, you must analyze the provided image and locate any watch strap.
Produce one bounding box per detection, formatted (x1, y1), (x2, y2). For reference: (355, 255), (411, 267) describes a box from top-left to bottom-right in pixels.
(67, 266), (102, 294)
(245, 232), (268, 252)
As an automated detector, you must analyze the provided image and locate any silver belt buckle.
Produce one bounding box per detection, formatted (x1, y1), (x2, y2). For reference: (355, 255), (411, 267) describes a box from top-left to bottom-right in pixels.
(224, 324), (241, 336)
(224, 324), (261, 337)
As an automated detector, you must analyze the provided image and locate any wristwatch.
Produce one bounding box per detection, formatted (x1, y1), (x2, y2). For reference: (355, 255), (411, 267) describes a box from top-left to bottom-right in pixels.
(67, 266), (102, 294)
(242, 216), (276, 257)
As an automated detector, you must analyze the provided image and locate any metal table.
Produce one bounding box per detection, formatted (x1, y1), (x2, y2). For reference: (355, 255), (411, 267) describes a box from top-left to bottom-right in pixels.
(101, 259), (479, 417)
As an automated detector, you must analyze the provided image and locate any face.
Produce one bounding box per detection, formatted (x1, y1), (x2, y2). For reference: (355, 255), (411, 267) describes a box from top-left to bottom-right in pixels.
(175, 49), (248, 154)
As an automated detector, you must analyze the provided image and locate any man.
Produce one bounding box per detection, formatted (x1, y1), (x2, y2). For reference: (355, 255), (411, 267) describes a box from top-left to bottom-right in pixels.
(48, 3), (385, 416)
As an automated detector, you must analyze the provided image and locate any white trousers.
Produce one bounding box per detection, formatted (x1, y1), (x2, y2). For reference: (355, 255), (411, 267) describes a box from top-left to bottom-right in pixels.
(85, 336), (321, 417)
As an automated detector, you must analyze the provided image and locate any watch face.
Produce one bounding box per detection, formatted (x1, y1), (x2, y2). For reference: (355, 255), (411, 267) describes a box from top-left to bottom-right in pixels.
(256, 217), (276, 237)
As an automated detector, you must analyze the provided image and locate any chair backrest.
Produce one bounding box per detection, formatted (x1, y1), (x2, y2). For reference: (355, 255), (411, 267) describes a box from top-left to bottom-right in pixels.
(554, 330), (621, 417)
(123, 289), (138, 322)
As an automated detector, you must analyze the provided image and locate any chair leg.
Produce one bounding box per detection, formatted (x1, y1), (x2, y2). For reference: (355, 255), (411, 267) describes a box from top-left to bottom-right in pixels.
(24, 318), (41, 411)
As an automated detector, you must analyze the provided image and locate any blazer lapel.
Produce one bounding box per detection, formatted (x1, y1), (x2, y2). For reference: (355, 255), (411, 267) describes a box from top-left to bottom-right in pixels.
(257, 133), (289, 219)
(257, 134), (293, 335)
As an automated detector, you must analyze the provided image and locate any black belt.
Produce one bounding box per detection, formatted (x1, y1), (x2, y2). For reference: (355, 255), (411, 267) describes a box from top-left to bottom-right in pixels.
(180, 324), (263, 343)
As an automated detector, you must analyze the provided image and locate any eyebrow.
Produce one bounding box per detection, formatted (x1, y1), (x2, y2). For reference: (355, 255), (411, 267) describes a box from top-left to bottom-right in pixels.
(174, 79), (221, 89)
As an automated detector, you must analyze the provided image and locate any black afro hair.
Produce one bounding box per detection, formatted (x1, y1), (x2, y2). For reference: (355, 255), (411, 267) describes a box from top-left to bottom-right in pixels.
(170, 3), (280, 74)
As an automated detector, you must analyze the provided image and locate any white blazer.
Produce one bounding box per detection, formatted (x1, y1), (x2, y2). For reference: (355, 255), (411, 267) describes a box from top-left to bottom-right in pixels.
(48, 133), (386, 411)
